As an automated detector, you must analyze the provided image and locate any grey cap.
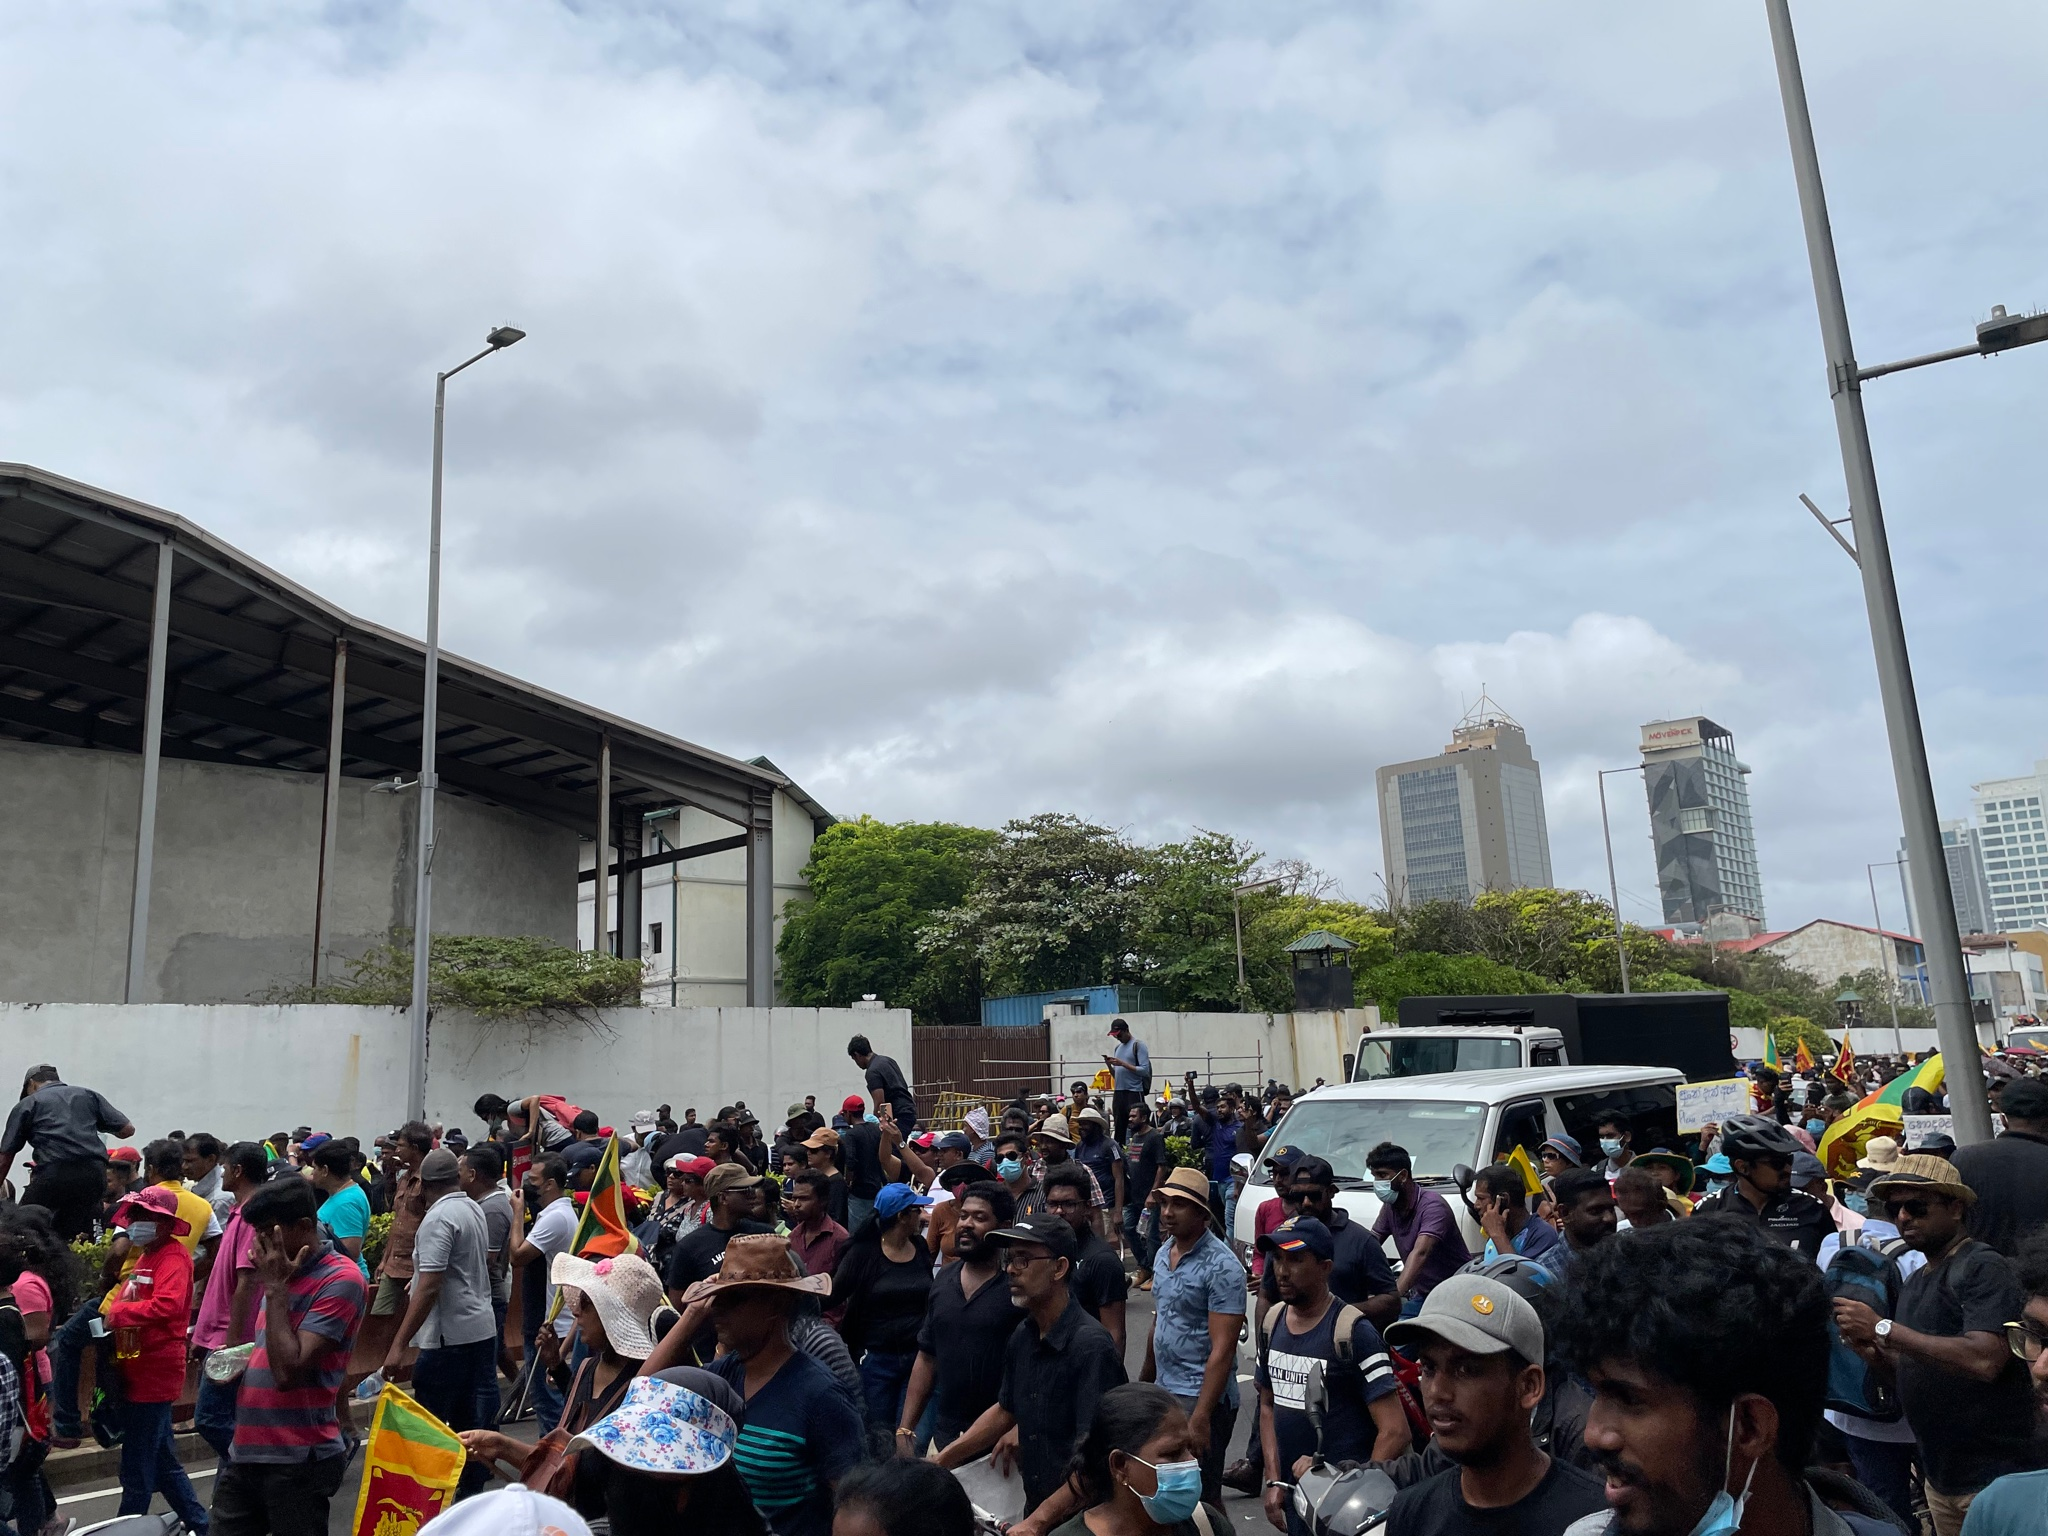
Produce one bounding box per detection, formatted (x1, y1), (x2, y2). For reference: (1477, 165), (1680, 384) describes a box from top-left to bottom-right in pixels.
(419, 1147), (461, 1184)
(1385, 1275), (1543, 1364)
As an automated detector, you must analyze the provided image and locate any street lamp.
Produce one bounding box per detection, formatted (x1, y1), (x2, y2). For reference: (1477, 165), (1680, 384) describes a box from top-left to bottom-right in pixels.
(1762, 1), (2046, 1145)
(1232, 876), (1284, 999)
(407, 325), (525, 1121)
(1865, 857), (1908, 1056)
(1596, 767), (1645, 994)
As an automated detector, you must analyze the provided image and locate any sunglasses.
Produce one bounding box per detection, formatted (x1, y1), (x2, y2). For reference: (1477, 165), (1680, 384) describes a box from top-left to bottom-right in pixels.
(1883, 1199), (1937, 1220)
(2005, 1320), (2048, 1363)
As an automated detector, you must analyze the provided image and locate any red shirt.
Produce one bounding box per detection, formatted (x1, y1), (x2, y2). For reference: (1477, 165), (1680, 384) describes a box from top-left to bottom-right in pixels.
(105, 1240), (194, 1403)
(1251, 1194), (1287, 1276)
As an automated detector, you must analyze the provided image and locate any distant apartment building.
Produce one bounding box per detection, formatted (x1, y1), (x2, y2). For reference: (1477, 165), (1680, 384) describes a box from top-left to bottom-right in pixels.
(1899, 820), (1995, 941)
(1970, 766), (2048, 932)
(1377, 696), (1553, 905)
(1639, 716), (1764, 935)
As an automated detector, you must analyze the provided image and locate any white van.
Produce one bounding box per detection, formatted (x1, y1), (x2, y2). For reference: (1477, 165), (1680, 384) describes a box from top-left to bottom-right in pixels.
(1231, 1065), (1686, 1254)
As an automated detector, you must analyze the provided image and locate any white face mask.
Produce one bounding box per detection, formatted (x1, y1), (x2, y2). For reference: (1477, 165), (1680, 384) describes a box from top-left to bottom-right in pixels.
(126, 1221), (160, 1246)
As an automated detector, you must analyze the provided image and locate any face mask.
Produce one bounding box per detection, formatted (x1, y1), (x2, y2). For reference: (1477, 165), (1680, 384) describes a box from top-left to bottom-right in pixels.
(1804, 1119), (1825, 1136)
(1599, 1138), (1624, 1158)
(1705, 1178), (1731, 1195)
(864, 1113), (878, 1124)
(997, 1158), (1024, 1181)
(1844, 1191), (1869, 1216)
(1688, 1404), (1759, 1536)
(126, 1221), (159, 1246)
(1126, 1455), (1204, 1525)
(1371, 1179), (1397, 1204)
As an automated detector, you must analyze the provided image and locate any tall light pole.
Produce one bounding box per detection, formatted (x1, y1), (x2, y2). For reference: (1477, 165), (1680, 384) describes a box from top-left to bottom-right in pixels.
(1596, 767), (1644, 994)
(1762, 2), (2047, 1144)
(1233, 876), (1284, 1000)
(408, 325), (526, 1122)
(1865, 857), (1907, 1055)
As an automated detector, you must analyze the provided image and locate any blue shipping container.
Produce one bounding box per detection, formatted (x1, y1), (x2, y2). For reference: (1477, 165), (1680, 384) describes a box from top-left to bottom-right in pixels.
(980, 984), (1163, 1028)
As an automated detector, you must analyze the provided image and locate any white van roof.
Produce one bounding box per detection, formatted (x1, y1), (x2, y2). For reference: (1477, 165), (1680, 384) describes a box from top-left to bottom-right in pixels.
(1306, 1065), (1684, 1106)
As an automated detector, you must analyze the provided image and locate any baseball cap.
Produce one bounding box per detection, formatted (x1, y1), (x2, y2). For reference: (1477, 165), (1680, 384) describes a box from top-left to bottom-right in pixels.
(419, 1148), (461, 1183)
(1263, 1144), (1306, 1174)
(801, 1127), (840, 1152)
(668, 1155), (715, 1178)
(842, 1094), (866, 1116)
(300, 1132), (332, 1151)
(560, 1141), (604, 1174)
(986, 1213), (1078, 1261)
(108, 1145), (141, 1165)
(421, 1484), (591, 1536)
(1790, 1151), (1827, 1187)
(1386, 1275), (1543, 1363)
(874, 1183), (934, 1220)
(1258, 1216), (1335, 1260)
(1286, 1155), (1337, 1187)
(703, 1164), (762, 1201)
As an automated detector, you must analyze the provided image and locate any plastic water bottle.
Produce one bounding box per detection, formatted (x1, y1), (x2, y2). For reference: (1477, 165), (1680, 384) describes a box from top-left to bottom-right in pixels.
(354, 1368), (385, 1400)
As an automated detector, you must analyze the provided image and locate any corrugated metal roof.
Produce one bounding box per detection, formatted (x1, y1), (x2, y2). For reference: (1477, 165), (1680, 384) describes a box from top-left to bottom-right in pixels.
(1284, 929), (1357, 953)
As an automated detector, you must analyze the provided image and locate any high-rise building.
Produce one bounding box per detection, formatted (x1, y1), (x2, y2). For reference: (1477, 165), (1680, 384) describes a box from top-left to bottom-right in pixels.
(1970, 766), (2048, 931)
(1899, 820), (1994, 940)
(1377, 696), (1553, 905)
(1640, 716), (1764, 933)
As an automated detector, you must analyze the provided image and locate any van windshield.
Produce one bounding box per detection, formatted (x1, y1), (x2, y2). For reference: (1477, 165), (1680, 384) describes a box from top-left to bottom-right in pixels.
(1253, 1099), (1488, 1185)
(1353, 1036), (1521, 1080)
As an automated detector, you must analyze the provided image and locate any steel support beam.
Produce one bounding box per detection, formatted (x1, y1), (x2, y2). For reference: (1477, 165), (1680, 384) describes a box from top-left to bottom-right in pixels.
(595, 733), (612, 953)
(312, 638), (348, 987)
(574, 831), (750, 882)
(124, 543), (174, 1003)
(744, 786), (775, 1007)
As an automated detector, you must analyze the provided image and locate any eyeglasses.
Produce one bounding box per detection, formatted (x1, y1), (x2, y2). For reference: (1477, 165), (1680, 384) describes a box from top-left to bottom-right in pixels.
(1045, 1197), (1086, 1213)
(2005, 1320), (2048, 1363)
(998, 1251), (1055, 1273)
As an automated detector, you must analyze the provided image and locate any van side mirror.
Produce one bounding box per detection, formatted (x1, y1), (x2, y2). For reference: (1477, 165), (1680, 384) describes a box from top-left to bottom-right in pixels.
(1451, 1163), (1475, 1193)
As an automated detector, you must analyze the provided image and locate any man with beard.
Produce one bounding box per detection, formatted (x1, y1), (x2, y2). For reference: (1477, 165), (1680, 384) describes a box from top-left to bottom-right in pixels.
(895, 1182), (1024, 1454)
(1954, 1231), (2048, 1534)
(1381, 1273), (1605, 1536)
(1554, 1216), (1900, 1536)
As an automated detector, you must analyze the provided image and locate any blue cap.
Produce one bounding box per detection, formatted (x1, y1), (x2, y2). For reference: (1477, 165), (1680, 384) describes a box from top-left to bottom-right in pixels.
(1257, 1216), (1335, 1260)
(1702, 1153), (1734, 1175)
(934, 1132), (973, 1154)
(1540, 1133), (1584, 1166)
(873, 1183), (933, 1220)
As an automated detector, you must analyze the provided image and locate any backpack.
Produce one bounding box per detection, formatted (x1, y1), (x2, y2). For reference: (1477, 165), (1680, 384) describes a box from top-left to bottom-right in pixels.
(1261, 1302), (1429, 1448)
(1821, 1232), (1906, 1422)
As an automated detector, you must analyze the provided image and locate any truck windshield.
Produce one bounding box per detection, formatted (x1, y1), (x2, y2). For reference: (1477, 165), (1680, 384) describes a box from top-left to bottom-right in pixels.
(1252, 1099), (1487, 1185)
(1353, 1036), (1521, 1080)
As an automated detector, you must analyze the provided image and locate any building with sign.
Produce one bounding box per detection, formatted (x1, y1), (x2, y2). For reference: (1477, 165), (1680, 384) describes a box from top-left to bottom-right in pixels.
(1639, 715), (1764, 935)
(1377, 695), (1553, 905)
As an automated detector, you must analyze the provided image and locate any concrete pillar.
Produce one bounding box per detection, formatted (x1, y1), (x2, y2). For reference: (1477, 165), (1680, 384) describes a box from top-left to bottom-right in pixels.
(594, 733), (611, 953)
(124, 541), (174, 1004)
(617, 805), (643, 960)
(745, 786), (775, 1007)
(312, 637), (348, 986)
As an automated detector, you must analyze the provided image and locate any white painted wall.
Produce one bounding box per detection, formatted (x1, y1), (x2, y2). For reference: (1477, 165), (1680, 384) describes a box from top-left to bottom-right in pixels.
(1045, 1009), (1378, 1098)
(0, 1002), (910, 1149)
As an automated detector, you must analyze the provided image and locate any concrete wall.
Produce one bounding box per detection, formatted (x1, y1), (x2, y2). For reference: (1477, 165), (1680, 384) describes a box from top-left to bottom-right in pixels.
(1046, 1009), (1378, 1098)
(0, 1002), (912, 1148)
(0, 739), (576, 1005)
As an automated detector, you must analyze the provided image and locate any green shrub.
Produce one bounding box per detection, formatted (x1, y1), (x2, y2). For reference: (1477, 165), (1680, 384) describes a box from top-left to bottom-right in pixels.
(361, 1211), (394, 1274)
(271, 933), (644, 1018)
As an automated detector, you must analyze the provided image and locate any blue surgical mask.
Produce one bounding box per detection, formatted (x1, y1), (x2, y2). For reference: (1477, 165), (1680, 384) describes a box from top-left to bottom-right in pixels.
(1371, 1179), (1397, 1204)
(1126, 1455), (1204, 1525)
(864, 1112), (879, 1124)
(996, 1157), (1024, 1181)
(1705, 1178), (1731, 1196)
(1688, 1405), (1758, 1536)
(1844, 1191), (1869, 1216)
(1804, 1118), (1825, 1137)
(1599, 1138), (1624, 1158)
(126, 1221), (159, 1246)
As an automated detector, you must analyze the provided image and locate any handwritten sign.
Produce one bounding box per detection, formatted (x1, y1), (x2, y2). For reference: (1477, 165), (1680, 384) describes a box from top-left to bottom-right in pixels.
(1677, 1077), (1749, 1134)
(1902, 1113), (2003, 1149)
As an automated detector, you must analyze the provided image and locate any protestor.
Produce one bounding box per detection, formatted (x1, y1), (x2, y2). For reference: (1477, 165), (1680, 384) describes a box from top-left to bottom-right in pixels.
(1954, 1232), (2048, 1535)
(834, 1457), (978, 1536)
(1075, 1107), (1125, 1229)
(1046, 1166), (1128, 1354)
(802, 1128), (852, 1227)
(1832, 1155), (2039, 1536)
(1593, 1116), (1636, 1182)
(1613, 1167), (1676, 1232)
(838, 1099), (891, 1233)
(191, 1139), (272, 1462)
(830, 1182), (934, 1443)
(1036, 1383), (1228, 1536)
(897, 1181), (1023, 1456)
(1122, 1104), (1169, 1279)
(372, 1120), (433, 1319)
(1255, 1216), (1410, 1533)
(1104, 1019), (1154, 1139)
(963, 1105), (996, 1164)
(1032, 1116), (1107, 1214)
(0, 1064), (135, 1241)
(508, 1152), (577, 1432)
(459, 1144), (515, 1425)
(306, 1141), (371, 1279)
(103, 1185), (211, 1531)
(1381, 1271), (1605, 1536)
(1145, 1166), (1246, 1510)
(996, 1130), (1047, 1220)
(849, 1035), (919, 1133)
(1471, 1162), (1569, 1275)
(1950, 1075), (2048, 1257)
(1631, 1149), (1696, 1217)
(933, 1214), (1127, 1536)
(567, 1367), (768, 1533)
(1690, 1115), (1834, 1262)
(1370, 1142), (1473, 1315)
(785, 1169), (851, 1287)
(664, 1163), (774, 1364)
(1555, 1215), (1905, 1536)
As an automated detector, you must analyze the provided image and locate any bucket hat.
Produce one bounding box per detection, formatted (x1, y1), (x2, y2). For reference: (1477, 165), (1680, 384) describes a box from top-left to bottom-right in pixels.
(1868, 1153), (1976, 1206)
(678, 1233), (832, 1306)
(420, 1484), (591, 1536)
(112, 1185), (192, 1237)
(549, 1252), (666, 1359)
(1032, 1117), (1075, 1146)
(570, 1375), (739, 1476)
(1155, 1166), (1214, 1210)
(1632, 1149), (1695, 1189)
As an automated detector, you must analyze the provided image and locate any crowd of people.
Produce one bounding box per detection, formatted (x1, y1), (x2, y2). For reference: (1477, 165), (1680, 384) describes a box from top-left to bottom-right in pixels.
(0, 1021), (2042, 1536)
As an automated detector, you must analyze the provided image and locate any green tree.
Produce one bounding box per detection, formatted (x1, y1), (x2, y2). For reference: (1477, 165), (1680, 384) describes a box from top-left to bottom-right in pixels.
(1132, 829), (1261, 1011)
(272, 933), (643, 1018)
(776, 816), (996, 1023)
(1353, 951), (1554, 1013)
(919, 813), (1147, 996)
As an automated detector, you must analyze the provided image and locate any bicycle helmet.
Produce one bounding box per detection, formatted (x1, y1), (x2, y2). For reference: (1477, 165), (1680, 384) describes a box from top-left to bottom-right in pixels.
(1454, 1252), (1554, 1300)
(1716, 1113), (1802, 1162)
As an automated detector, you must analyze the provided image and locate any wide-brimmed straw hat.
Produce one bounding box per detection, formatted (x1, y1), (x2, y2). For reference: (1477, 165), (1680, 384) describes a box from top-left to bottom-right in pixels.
(678, 1233), (831, 1306)
(549, 1251), (666, 1359)
(570, 1375), (738, 1476)
(1633, 1149), (1695, 1189)
(112, 1185), (192, 1237)
(1868, 1153), (1976, 1206)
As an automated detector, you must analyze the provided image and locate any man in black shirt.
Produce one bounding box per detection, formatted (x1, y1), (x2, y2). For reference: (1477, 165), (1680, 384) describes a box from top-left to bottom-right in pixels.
(1688, 1115), (1833, 1263)
(838, 1098), (889, 1233)
(934, 1215), (1126, 1536)
(1951, 1075), (2048, 1256)
(897, 1181), (1023, 1452)
(664, 1165), (773, 1362)
(1121, 1103), (1167, 1276)
(1834, 1154), (2039, 1536)
(1045, 1166), (1128, 1356)
(1383, 1273), (1604, 1536)
(1259, 1156), (1398, 1326)
(849, 1033), (919, 1132)
(0, 1065), (135, 1241)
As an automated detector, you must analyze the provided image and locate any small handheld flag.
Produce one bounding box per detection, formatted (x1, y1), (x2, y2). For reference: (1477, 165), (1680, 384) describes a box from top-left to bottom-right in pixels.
(1793, 1038), (1816, 1073)
(350, 1383), (464, 1536)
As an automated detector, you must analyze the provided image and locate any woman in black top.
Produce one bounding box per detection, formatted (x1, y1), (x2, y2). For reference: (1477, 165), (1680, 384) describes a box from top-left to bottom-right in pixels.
(1049, 1382), (1228, 1536)
(831, 1182), (935, 1450)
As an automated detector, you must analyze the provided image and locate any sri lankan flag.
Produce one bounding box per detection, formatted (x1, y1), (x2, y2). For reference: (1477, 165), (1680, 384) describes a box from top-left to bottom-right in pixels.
(569, 1132), (638, 1260)
(1504, 1144), (1544, 1198)
(1793, 1037), (1816, 1073)
(350, 1383), (464, 1536)
(1830, 1037), (1858, 1085)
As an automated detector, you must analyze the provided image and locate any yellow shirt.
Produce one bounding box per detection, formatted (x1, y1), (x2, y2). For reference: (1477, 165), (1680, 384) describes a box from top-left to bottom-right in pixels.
(102, 1179), (218, 1311)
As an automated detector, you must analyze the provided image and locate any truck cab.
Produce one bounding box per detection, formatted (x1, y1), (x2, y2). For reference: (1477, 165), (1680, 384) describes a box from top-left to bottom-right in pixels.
(1233, 1065), (1686, 1256)
(1351, 1026), (1568, 1081)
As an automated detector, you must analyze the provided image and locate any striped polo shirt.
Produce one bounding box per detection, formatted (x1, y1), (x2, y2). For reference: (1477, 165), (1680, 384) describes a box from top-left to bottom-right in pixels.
(231, 1242), (367, 1463)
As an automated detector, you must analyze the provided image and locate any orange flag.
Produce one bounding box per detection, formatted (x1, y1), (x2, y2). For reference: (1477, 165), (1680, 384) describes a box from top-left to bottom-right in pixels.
(569, 1132), (637, 1260)
(1793, 1038), (1816, 1073)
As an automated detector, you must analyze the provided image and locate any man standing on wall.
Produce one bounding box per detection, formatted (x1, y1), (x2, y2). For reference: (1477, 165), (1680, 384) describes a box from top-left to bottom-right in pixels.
(849, 1035), (919, 1134)
(0, 1065), (135, 1241)
(1103, 1019), (1151, 1142)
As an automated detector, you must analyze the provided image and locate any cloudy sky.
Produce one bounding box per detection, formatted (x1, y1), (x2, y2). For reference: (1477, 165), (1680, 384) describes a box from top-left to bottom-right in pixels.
(5, 1), (2046, 931)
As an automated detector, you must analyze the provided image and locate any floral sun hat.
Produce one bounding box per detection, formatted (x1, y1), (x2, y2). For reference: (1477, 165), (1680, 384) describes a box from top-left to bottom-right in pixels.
(569, 1376), (739, 1476)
